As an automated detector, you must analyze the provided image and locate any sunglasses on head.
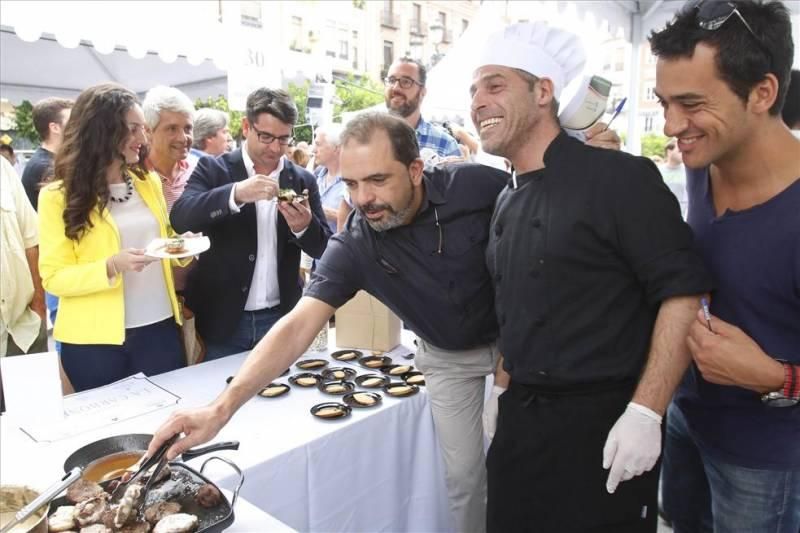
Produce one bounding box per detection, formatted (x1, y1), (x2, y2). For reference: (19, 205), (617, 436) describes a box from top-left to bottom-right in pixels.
(680, 0), (773, 67)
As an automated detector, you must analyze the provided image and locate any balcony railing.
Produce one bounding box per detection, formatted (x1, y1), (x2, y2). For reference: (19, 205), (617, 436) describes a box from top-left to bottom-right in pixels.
(409, 19), (428, 36)
(381, 11), (400, 29)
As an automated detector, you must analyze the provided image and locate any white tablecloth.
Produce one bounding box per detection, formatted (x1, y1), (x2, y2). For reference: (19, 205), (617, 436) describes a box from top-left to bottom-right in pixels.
(0, 333), (454, 532)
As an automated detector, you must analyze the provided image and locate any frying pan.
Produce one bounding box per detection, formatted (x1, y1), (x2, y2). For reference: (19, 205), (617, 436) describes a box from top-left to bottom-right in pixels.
(49, 455), (244, 533)
(63, 434), (239, 481)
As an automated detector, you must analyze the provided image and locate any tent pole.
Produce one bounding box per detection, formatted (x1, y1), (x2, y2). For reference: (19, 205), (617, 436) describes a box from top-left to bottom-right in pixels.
(626, 12), (643, 155)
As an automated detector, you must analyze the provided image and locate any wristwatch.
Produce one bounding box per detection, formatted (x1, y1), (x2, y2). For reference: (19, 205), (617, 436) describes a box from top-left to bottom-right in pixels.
(761, 361), (799, 407)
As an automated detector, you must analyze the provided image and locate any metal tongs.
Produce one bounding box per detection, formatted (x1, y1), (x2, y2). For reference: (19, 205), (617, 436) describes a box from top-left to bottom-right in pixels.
(0, 468), (82, 533)
(109, 434), (179, 508)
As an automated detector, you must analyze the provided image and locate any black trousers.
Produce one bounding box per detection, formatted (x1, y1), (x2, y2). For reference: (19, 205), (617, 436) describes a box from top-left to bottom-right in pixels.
(487, 380), (659, 533)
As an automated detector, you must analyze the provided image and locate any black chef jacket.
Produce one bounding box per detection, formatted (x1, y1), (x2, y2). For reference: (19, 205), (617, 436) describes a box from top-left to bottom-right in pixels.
(486, 132), (712, 387)
(306, 162), (509, 350)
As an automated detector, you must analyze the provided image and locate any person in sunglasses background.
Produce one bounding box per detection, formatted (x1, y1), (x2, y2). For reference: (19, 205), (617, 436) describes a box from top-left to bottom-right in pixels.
(169, 88), (331, 360)
(651, 1), (800, 531)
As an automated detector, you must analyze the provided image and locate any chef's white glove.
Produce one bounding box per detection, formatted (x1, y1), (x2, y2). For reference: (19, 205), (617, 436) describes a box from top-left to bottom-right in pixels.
(482, 385), (506, 441)
(602, 402), (662, 494)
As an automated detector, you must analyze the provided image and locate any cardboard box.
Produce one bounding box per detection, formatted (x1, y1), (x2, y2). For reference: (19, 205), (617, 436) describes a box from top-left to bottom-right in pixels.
(335, 291), (401, 352)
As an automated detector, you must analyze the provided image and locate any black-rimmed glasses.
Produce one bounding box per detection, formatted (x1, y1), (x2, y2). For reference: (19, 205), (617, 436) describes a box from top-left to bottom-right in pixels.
(250, 123), (293, 146)
(682, 0), (772, 66)
(384, 76), (423, 89)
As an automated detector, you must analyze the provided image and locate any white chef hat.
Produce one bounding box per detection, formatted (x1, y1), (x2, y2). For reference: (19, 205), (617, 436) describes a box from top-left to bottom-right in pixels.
(475, 22), (586, 100)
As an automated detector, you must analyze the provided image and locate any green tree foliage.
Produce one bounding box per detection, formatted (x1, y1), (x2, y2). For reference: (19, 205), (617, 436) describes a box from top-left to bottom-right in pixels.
(333, 74), (384, 121)
(287, 81), (312, 144)
(12, 100), (38, 144)
(640, 132), (669, 159)
(194, 95), (244, 140)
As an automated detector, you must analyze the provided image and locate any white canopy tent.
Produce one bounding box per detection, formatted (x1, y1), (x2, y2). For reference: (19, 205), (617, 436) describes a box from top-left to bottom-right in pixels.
(421, 0), (800, 154)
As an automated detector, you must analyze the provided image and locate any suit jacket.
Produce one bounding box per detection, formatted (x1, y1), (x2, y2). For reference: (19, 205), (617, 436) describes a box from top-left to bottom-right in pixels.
(170, 150), (332, 342)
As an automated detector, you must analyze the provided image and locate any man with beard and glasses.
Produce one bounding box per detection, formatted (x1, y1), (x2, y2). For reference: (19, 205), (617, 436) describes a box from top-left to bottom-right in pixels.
(384, 57), (460, 159)
(473, 22), (712, 532)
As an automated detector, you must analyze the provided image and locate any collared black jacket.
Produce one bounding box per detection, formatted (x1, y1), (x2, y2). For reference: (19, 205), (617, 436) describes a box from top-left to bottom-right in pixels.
(171, 149), (331, 342)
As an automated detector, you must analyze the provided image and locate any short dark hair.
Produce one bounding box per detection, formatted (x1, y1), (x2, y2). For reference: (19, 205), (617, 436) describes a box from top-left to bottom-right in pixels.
(649, 0), (794, 116)
(782, 69), (800, 128)
(246, 88), (297, 127)
(341, 112), (420, 167)
(512, 68), (559, 118)
(396, 57), (427, 86)
(33, 97), (74, 141)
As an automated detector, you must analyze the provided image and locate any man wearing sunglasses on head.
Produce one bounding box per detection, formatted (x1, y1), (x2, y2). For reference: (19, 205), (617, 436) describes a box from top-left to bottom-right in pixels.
(170, 88), (331, 360)
(651, 1), (800, 531)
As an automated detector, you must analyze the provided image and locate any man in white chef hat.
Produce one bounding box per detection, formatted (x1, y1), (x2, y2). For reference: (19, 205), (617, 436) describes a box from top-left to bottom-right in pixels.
(473, 22), (712, 533)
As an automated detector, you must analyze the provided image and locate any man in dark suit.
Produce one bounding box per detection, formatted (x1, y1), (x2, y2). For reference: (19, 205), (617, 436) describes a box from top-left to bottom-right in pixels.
(171, 88), (331, 359)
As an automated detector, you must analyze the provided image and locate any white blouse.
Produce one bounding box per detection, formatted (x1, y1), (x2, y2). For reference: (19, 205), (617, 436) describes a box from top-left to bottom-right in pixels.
(108, 182), (172, 328)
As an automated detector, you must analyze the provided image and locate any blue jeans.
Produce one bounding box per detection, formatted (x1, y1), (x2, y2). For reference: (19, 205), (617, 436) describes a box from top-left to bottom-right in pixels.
(61, 318), (184, 392)
(662, 403), (800, 533)
(45, 291), (60, 352)
(204, 306), (284, 361)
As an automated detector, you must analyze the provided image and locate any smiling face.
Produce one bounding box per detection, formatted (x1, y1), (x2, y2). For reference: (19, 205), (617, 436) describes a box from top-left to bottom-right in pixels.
(655, 43), (753, 169)
(120, 104), (147, 165)
(339, 129), (423, 232)
(384, 61), (425, 119)
(470, 65), (543, 162)
(149, 110), (193, 163)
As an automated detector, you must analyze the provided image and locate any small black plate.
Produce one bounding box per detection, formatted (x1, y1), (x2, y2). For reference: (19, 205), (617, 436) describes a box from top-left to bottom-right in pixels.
(343, 391), (383, 408)
(310, 402), (352, 420)
(383, 382), (420, 397)
(258, 383), (290, 398)
(358, 355), (393, 369)
(296, 358), (329, 370)
(289, 373), (322, 387)
(331, 349), (363, 362)
(354, 374), (390, 389)
(402, 371), (426, 386)
(382, 364), (414, 377)
(321, 367), (357, 381)
(318, 379), (356, 395)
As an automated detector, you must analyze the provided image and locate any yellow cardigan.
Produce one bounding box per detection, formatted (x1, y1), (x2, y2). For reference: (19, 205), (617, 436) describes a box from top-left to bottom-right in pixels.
(39, 172), (183, 345)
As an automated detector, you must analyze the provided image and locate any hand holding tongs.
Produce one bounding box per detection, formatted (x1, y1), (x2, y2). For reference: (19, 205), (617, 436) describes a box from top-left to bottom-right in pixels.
(109, 434), (178, 505)
(0, 468), (82, 533)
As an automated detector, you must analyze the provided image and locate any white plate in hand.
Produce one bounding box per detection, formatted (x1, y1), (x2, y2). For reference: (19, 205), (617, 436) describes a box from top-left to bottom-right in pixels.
(145, 236), (211, 259)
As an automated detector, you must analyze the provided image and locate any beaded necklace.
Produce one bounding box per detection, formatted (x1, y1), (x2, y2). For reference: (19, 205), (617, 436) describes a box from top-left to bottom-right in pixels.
(109, 174), (134, 203)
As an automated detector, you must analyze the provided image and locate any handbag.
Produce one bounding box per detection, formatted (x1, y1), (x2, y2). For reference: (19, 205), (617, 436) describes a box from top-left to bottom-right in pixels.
(179, 296), (205, 365)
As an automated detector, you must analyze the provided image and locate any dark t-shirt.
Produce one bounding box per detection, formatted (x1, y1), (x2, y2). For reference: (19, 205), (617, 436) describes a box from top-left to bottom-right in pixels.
(486, 132), (712, 386)
(675, 168), (800, 470)
(21, 146), (54, 210)
(305, 163), (509, 350)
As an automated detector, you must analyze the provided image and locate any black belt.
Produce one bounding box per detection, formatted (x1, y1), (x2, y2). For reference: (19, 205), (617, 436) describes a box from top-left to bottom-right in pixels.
(510, 377), (636, 398)
(244, 305), (280, 315)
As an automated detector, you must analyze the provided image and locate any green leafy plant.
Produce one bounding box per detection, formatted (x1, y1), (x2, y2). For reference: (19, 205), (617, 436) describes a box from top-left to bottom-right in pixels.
(640, 132), (669, 159)
(12, 100), (38, 144)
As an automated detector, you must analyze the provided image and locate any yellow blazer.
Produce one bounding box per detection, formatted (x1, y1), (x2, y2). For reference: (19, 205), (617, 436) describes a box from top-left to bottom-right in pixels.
(39, 172), (184, 345)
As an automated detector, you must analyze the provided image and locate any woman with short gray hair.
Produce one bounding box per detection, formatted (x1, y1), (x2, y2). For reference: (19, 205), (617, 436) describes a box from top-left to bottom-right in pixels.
(193, 108), (231, 157)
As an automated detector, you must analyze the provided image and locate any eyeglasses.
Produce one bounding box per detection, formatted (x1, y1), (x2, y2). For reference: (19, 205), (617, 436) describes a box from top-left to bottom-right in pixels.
(682, 0), (772, 67)
(250, 123), (293, 146)
(383, 76), (423, 89)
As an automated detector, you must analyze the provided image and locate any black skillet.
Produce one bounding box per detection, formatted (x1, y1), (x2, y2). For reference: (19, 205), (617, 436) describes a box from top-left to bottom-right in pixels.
(50, 455), (244, 533)
(63, 434), (239, 478)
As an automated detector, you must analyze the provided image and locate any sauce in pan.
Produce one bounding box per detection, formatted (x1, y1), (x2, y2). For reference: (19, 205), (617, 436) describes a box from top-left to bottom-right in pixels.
(82, 451), (143, 482)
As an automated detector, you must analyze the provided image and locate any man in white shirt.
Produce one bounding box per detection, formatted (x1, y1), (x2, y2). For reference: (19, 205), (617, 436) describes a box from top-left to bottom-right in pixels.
(170, 88), (331, 359)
